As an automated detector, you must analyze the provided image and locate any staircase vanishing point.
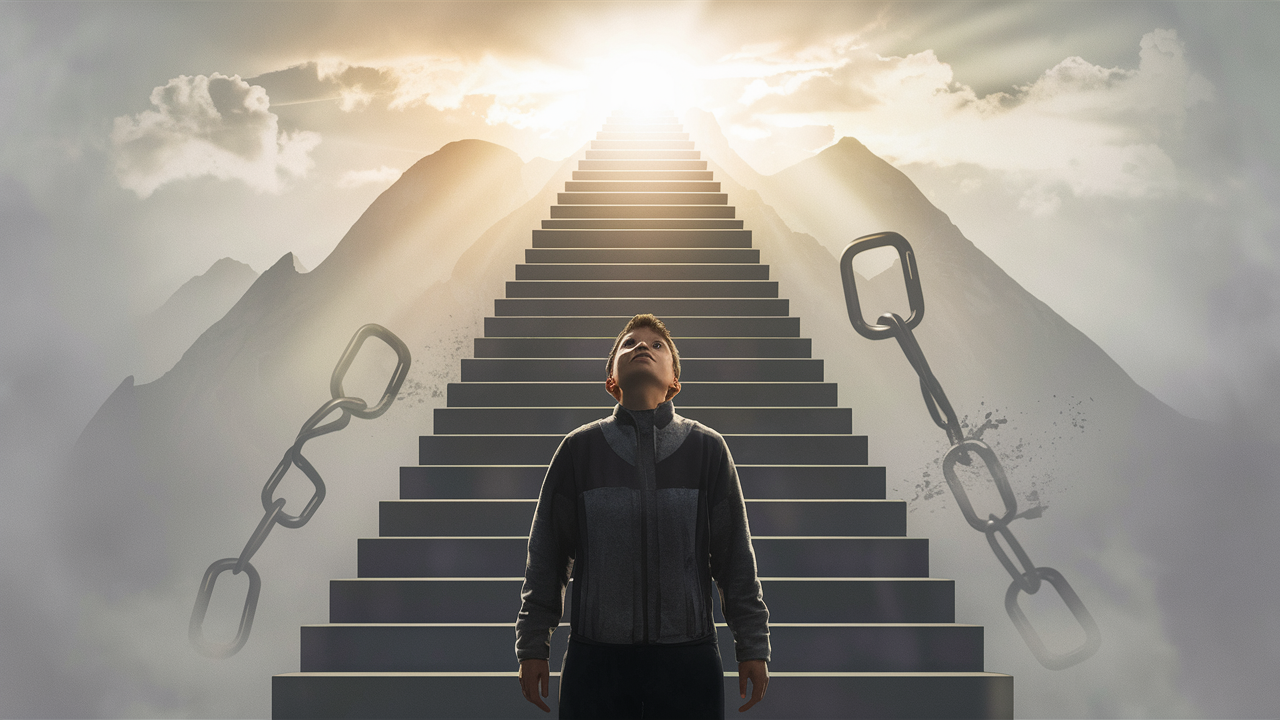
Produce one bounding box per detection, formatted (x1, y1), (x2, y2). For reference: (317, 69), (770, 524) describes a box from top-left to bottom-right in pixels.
(272, 111), (1014, 719)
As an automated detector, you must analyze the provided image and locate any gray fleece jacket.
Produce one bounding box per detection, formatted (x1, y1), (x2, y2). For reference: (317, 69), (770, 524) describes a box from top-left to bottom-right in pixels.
(514, 399), (770, 663)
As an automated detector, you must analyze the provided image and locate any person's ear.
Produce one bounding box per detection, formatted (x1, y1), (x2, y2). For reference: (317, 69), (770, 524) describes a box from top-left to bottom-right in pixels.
(664, 379), (681, 402)
(605, 375), (622, 402)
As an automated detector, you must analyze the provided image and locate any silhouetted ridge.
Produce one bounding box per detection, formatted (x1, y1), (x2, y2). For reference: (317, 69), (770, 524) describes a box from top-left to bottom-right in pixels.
(314, 139), (525, 277)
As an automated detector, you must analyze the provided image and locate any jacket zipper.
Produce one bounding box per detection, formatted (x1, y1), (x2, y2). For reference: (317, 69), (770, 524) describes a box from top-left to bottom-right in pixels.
(639, 486), (648, 644)
(638, 422), (657, 644)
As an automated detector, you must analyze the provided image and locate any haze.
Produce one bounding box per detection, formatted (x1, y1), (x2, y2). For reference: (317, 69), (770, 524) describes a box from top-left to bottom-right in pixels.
(2, 2), (1278, 718)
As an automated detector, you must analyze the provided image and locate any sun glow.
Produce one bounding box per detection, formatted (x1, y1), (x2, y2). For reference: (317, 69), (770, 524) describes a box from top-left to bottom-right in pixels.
(587, 46), (699, 116)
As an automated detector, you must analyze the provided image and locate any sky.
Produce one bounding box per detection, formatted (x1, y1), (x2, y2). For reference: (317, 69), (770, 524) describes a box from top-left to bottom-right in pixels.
(2, 1), (1279, 716)
(6, 1), (1278, 424)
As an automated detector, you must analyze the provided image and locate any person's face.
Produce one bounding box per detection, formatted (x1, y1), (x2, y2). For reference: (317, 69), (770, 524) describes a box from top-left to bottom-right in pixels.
(606, 326), (680, 403)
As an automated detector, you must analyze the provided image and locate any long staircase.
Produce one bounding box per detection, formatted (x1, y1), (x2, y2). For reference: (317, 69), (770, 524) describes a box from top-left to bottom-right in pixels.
(272, 111), (1014, 719)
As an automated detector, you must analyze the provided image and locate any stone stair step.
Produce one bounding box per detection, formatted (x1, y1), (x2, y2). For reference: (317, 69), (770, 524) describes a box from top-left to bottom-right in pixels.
(459, 358), (818, 381)
(513, 263), (768, 280)
(434, 406), (846, 433)
(563, 181), (720, 192)
(599, 124), (684, 133)
(441, 382), (837, 408)
(457, 359), (816, 382)
(532, 228), (751, 245)
(328, 577), (955, 624)
(590, 140), (695, 149)
(577, 160), (708, 171)
(595, 131), (689, 140)
(609, 115), (679, 122)
(607, 114), (679, 122)
(593, 134), (688, 142)
(541, 218), (745, 230)
(299, 622), (981, 673)
(558, 191), (727, 205)
(585, 150), (702, 160)
(550, 204), (735, 218)
(356, 537), (928, 578)
(378, 498), (901, 537)
(492, 298), (787, 316)
(473, 337), (810, 357)
(273, 672), (1012, 719)
(504, 280), (775, 298)
(746, 500), (905, 536)
(572, 170), (714, 181)
(399, 465), (887, 500)
(420, 431), (862, 464)
(735, 465), (886, 499)
(525, 247), (758, 263)
(482, 315), (795, 336)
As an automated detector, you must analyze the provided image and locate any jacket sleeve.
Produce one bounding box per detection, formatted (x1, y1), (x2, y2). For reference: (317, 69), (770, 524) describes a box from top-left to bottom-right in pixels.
(514, 432), (578, 661)
(708, 435), (771, 663)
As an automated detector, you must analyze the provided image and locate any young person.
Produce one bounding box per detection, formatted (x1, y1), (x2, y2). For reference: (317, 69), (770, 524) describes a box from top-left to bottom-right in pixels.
(516, 313), (770, 718)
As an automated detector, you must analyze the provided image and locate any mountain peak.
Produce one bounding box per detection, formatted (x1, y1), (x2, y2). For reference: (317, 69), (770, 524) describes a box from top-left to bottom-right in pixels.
(311, 138), (525, 278)
(134, 257), (259, 384)
(205, 256), (256, 276)
(402, 139), (522, 180)
(271, 251), (304, 275)
(810, 135), (887, 169)
(833, 135), (869, 152)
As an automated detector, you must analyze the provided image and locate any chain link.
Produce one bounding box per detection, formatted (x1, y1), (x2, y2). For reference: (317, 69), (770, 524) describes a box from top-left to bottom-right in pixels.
(942, 439), (1017, 532)
(190, 558), (260, 659)
(840, 232), (1101, 670)
(1006, 567), (1102, 670)
(189, 324), (411, 659)
(880, 312), (965, 448)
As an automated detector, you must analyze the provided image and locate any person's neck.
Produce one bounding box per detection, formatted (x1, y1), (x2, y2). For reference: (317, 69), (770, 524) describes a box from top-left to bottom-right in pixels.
(618, 388), (669, 411)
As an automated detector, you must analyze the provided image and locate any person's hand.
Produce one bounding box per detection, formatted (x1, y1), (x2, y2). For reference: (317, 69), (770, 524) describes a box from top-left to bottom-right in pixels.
(737, 659), (768, 711)
(519, 658), (551, 713)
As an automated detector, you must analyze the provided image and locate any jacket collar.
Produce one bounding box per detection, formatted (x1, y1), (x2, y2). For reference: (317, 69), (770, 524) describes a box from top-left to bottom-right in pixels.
(612, 399), (675, 429)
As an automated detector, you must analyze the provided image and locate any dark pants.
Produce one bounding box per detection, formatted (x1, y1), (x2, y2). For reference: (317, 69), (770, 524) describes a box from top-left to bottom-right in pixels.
(558, 636), (725, 719)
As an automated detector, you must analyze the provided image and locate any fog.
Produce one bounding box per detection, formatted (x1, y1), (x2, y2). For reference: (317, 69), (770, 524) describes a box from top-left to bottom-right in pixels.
(2, 3), (1278, 718)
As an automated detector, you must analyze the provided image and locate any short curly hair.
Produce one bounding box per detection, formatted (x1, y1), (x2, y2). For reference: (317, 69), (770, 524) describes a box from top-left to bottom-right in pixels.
(605, 313), (681, 381)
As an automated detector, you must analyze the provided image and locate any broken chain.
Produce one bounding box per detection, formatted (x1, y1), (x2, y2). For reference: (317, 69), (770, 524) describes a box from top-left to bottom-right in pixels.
(190, 324), (411, 658)
(839, 231), (1101, 670)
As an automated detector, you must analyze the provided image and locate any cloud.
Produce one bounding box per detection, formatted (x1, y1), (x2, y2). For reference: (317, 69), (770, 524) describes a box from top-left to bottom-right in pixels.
(316, 60), (399, 111)
(253, 57), (592, 134)
(204, 28), (1211, 197)
(722, 29), (1212, 197)
(336, 165), (402, 188)
(111, 73), (321, 197)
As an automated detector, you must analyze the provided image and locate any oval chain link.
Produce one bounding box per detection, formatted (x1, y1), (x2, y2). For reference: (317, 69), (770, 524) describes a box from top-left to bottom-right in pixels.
(189, 558), (260, 660)
(190, 324), (411, 658)
(942, 439), (1018, 532)
(1005, 567), (1102, 669)
(840, 232), (1101, 670)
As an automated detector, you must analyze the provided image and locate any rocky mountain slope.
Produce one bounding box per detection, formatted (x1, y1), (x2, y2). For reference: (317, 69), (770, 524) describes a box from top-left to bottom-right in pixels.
(132, 257), (260, 384)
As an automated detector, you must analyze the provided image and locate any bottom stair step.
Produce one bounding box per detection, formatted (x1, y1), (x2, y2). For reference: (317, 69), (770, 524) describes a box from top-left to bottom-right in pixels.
(272, 672), (1013, 719)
